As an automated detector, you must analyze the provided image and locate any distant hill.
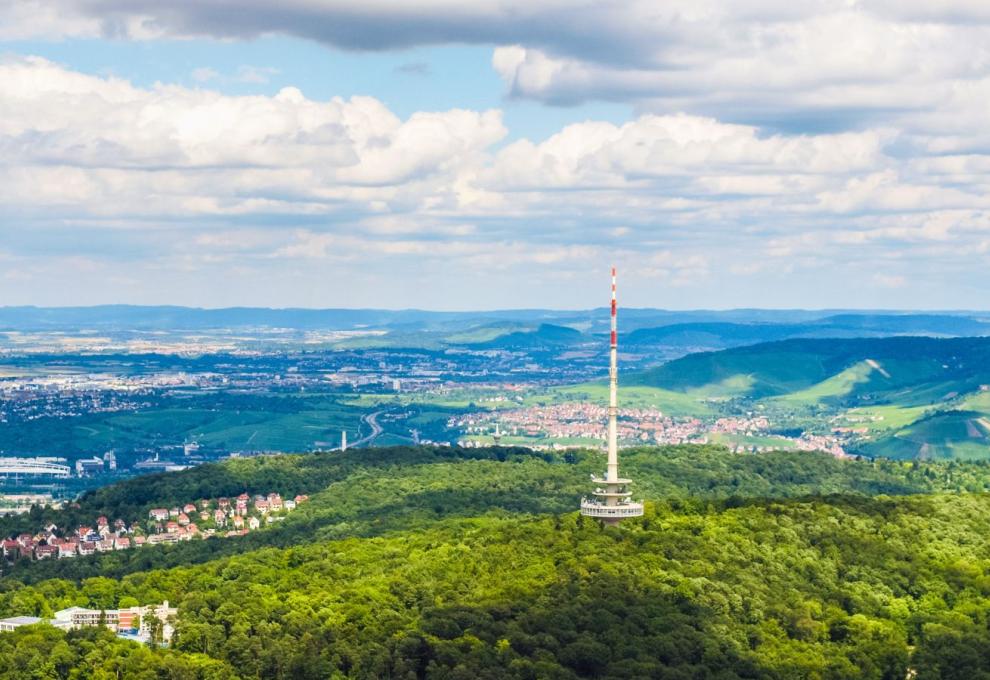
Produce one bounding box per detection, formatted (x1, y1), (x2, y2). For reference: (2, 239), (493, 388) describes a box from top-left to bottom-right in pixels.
(624, 315), (990, 353)
(467, 323), (588, 349)
(630, 336), (990, 401)
(816, 313), (990, 335)
(625, 322), (809, 348)
(628, 336), (990, 460)
(2, 305), (987, 338)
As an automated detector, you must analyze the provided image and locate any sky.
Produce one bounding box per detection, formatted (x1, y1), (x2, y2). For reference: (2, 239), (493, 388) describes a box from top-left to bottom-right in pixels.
(1, 1), (990, 310)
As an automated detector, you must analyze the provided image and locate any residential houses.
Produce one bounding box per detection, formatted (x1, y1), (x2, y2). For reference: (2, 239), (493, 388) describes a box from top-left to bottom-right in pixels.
(0, 492), (306, 564)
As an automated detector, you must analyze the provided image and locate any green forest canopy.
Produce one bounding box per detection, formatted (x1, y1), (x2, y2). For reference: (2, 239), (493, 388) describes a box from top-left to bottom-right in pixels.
(3, 445), (990, 678)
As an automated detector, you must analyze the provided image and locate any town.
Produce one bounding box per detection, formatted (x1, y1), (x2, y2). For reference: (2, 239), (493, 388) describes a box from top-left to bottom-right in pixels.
(453, 404), (850, 457)
(1, 492), (308, 562)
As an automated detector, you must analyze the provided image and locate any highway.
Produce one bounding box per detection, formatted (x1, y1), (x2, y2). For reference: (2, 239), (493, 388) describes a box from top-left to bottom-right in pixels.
(341, 410), (383, 449)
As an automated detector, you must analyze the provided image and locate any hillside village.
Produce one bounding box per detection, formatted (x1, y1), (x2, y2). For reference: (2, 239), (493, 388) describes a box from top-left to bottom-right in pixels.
(1, 492), (308, 562)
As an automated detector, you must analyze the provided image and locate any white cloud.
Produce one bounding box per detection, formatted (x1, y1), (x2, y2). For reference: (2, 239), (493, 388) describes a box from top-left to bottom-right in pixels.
(0, 56), (505, 220)
(235, 65), (280, 84)
(487, 115), (884, 191)
(191, 67), (219, 83)
(3, 53), (990, 307)
(8, 1), (990, 139)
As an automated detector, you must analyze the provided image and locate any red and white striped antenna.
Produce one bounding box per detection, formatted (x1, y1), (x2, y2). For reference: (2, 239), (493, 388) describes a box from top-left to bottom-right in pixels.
(610, 266), (617, 349)
(579, 265), (643, 523)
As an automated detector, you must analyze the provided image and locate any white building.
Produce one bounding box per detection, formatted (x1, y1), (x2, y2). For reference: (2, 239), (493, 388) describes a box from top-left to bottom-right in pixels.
(75, 457), (105, 477)
(50, 601), (178, 643)
(0, 616), (42, 632)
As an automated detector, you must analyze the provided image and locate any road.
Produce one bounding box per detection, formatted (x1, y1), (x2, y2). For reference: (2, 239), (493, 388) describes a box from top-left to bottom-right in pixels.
(343, 410), (383, 449)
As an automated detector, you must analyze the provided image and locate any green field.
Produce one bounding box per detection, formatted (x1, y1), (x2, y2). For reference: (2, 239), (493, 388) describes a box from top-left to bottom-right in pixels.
(444, 323), (523, 344)
(841, 404), (933, 432)
(958, 390), (990, 412)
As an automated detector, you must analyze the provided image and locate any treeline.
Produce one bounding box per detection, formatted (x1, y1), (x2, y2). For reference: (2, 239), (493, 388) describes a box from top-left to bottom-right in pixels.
(0, 625), (235, 679)
(4, 445), (990, 677)
(7, 445), (990, 584)
(4, 494), (990, 678)
(22, 444), (990, 527)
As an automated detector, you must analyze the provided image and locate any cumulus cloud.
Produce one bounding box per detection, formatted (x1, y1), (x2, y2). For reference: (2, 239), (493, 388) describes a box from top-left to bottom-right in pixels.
(488, 115), (884, 189)
(7, 0), (990, 137)
(0, 56), (505, 220)
(2, 54), (990, 308)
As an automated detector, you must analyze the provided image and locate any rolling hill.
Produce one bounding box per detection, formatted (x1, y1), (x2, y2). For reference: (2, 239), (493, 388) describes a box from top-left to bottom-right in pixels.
(466, 323), (588, 349)
(4, 306), (988, 352)
(628, 337), (990, 459)
(623, 315), (990, 354)
(858, 410), (990, 460)
(630, 336), (990, 402)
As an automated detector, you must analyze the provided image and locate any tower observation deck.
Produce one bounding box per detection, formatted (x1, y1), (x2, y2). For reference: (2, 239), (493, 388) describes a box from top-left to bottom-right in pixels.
(580, 267), (644, 525)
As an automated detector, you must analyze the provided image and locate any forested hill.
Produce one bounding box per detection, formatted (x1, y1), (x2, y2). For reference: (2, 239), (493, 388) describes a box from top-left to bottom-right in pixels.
(5, 445), (990, 677)
(624, 314), (990, 350)
(630, 335), (990, 401)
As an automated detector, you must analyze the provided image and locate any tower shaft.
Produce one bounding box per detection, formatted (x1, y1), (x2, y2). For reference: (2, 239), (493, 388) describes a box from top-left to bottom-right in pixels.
(580, 266), (643, 524)
(607, 267), (618, 485)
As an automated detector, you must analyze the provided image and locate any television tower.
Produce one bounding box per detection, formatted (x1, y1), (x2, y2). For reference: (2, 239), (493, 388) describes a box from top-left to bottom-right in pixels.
(580, 267), (644, 525)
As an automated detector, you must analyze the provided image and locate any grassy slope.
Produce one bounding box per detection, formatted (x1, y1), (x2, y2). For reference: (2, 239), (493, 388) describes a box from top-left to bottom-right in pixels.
(771, 361), (877, 406)
(444, 322), (528, 344)
(841, 405), (933, 432)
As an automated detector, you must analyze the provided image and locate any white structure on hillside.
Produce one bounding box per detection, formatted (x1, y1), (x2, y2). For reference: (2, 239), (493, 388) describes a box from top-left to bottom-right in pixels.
(0, 601), (177, 644)
(0, 457), (70, 480)
(580, 267), (644, 525)
(0, 616), (42, 632)
(53, 601), (177, 642)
